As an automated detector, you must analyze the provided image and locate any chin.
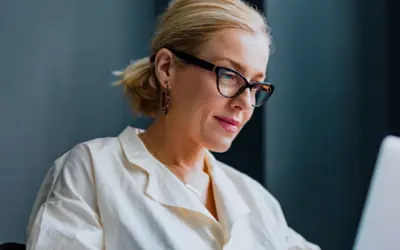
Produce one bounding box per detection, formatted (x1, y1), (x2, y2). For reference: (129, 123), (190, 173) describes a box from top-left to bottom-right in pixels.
(204, 137), (235, 153)
(200, 122), (240, 152)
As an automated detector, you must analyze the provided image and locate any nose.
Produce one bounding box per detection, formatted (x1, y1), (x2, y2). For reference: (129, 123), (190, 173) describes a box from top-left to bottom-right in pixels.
(231, 88), (253, 111)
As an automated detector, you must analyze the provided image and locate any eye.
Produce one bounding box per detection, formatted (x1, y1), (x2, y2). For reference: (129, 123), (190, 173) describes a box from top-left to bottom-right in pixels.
(221, 72), (235, 81)
(219, 71), (241, 87)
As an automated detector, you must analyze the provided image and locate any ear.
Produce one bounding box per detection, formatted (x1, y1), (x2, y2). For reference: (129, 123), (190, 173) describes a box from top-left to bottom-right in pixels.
(154, 48), (176, 89)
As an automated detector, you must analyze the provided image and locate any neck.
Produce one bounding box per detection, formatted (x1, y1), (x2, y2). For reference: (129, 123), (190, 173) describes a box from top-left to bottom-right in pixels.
(139, 116), (206, 173)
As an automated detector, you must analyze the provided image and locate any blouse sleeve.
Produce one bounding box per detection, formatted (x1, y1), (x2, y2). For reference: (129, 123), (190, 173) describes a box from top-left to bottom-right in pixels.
(27, 144), (103, 250)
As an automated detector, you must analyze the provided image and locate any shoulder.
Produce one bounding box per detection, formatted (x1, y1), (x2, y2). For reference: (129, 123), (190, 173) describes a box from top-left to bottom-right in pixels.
(57, 136), (121, 167)
(51, 126), (143, 183)
(37, 136), (123, 204)
(42, 136), (123, 192)
(27, 136), (119, 234)
(71, 136), (121, 157)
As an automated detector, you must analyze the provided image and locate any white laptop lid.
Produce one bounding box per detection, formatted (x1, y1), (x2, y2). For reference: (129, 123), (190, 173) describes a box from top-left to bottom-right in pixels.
(353, 135), (400, 250)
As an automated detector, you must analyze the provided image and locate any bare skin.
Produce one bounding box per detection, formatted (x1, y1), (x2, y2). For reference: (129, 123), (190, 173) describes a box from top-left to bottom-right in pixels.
(139, 28), (270, 219)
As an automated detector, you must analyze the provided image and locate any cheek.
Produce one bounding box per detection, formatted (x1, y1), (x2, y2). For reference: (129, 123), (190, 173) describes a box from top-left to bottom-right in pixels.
(174, 70), (220, 111)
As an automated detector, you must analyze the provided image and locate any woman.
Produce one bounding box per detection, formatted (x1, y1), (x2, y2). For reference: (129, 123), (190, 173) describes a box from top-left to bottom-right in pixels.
(26, 0), (320, 249)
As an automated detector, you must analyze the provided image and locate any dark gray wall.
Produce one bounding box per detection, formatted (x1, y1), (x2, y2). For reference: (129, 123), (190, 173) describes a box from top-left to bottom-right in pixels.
(264, 0), (388, 249)
(0, 0), (154, 243)
(387, 0), (400, 137)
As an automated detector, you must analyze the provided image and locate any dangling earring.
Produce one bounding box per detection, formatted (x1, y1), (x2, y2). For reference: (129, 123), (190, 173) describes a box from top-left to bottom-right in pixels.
(161, 82), (171, 115)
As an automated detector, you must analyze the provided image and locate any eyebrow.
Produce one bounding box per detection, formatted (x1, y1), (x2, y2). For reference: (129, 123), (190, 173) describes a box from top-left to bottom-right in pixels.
(214, 57), (266, 80)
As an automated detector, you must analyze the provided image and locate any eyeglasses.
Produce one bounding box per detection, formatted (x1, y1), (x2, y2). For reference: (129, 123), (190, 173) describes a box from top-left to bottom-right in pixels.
(165, 48), (275, 107)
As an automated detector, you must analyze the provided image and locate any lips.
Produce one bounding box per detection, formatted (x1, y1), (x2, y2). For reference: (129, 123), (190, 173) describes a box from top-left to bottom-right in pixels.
(215, 116), (240, 133)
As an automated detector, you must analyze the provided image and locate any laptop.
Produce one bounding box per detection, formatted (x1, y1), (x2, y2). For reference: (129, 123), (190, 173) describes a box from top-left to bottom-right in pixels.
(353, 135), (400, 250)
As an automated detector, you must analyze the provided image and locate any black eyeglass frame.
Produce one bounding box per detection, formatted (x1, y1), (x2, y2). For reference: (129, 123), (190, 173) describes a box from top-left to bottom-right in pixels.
(150, 48), (275, 107)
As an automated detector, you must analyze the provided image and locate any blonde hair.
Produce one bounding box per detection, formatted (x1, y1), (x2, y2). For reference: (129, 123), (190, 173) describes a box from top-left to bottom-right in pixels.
(113, 0), (271, 117)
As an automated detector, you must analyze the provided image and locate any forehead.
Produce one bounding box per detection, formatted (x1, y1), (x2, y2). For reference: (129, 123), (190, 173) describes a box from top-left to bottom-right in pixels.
(198, 29), (270, 75)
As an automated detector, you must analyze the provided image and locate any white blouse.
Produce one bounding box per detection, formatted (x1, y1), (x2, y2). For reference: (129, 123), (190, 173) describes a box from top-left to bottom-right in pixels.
(26, 126), (320, 250)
